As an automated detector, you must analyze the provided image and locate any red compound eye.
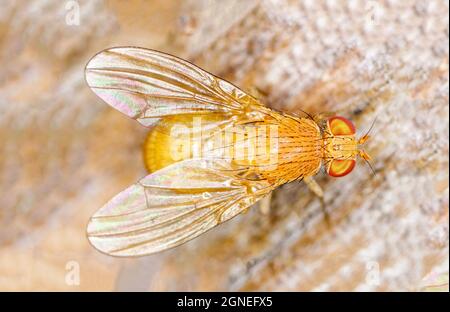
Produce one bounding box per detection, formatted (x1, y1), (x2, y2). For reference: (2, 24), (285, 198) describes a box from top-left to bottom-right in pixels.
(328, 116), (356, 136)
(327, 159), (356, 177)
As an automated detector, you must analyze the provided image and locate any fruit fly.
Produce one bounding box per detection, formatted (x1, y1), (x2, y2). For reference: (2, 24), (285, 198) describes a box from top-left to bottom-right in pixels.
(85, 47), (371, 257)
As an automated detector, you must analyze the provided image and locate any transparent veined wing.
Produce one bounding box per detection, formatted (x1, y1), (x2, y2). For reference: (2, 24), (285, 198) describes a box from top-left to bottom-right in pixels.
(87, 159), (273, 256)
(85, 47), (263, 127)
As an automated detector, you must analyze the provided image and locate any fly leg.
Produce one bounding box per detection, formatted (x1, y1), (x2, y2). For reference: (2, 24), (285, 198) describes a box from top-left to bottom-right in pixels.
(258, 192), (272, 215)
(246, 86), (268, 101)
(303, 177), (331, 226)
(313, 112), (336, 125)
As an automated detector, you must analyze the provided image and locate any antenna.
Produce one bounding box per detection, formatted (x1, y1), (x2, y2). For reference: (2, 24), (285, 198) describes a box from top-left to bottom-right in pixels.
(362, 115), (378, 140)
(359, 150), (376, 176)
(363, 156), (376, 177)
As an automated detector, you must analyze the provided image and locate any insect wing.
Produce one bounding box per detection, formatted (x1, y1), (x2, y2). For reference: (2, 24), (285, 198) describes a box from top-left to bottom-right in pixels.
(85, 47), (260, 127)
(87, 159), (273, 256)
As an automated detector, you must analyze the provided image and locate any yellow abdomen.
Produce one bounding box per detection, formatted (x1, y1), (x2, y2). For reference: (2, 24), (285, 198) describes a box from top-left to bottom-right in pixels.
(143, 114), (229, 173)
(143, 114), (323, 184)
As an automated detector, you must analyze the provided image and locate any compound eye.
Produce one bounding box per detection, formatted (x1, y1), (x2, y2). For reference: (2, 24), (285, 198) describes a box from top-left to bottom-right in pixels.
(328, 116), (355, 136)
(327, 159), (356, 177)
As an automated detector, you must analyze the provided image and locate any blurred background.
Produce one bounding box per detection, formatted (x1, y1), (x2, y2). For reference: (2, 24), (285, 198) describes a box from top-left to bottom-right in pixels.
(0, 0), (448, 291)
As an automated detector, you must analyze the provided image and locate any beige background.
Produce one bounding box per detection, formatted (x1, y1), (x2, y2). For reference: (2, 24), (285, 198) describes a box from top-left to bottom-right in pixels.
(0, 0), (448, 291)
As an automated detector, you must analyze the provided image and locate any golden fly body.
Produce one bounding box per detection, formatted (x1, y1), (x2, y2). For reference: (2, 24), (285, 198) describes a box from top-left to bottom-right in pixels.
(85, 47), (371, 257)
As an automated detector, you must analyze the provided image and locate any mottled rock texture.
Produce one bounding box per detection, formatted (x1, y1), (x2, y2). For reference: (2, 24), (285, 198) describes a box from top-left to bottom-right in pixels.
(0, 0), (448, 291)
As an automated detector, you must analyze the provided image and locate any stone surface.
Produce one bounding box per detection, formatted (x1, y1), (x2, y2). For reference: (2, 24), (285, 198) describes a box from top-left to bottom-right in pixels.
(0, 0), (448, 291)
